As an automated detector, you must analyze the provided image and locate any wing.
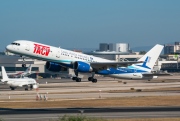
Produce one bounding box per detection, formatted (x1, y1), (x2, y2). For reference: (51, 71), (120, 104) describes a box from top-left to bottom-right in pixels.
(90, 61), (143, 70)
(142, 73), (173, 77)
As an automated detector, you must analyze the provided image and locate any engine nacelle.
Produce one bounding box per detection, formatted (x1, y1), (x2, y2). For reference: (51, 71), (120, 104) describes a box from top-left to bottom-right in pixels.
(46, 61), (61, 72)
(32, 84), (38, 89)
(74, 61), (93, 72)
(30, 84), (39, 89)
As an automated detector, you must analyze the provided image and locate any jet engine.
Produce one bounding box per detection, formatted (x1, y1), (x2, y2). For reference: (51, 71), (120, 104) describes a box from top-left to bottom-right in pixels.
(74, 61), (93, 72)
(46, 61), (62, 72)
(30, 84), (39, 89)
(32, 84), (38, 89)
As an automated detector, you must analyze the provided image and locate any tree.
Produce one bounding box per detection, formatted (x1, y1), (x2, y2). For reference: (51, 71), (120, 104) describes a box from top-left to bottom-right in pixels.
(139, 51), (146, 55)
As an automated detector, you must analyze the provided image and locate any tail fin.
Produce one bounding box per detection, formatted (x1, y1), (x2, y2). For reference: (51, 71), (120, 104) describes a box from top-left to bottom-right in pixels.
(20, 64), (32, 78)
(1, 66), (9, 82)
(25, 64), (32, 74)
(135, 44), (164, 71)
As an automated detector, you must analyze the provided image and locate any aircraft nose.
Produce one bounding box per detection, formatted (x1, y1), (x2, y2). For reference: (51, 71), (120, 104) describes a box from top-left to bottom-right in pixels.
(6, 45), (12, 51)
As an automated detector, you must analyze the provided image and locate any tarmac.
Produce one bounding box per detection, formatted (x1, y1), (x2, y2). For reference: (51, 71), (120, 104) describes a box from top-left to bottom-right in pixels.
(0, 75), (180, 120)
(0, 76), (180, 100)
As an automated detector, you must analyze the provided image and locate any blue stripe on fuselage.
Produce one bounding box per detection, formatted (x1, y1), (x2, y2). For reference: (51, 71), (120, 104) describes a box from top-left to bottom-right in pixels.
(97, 67), (147, 75)
(136, 57), (151, 69)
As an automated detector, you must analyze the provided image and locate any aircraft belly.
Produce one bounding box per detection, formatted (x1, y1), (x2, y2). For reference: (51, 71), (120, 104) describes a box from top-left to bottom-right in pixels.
(106, 73), (143, 79)
(10, 82), (18, 87)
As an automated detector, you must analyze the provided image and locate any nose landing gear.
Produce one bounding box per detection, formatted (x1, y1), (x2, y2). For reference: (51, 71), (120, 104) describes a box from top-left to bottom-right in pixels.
(21, 56), (26, 67)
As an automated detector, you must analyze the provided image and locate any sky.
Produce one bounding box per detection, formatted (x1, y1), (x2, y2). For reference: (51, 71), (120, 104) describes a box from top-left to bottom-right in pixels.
(0, 0), (180, 51)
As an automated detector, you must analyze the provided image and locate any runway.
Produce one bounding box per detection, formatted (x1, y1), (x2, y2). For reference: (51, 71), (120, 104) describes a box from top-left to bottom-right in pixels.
(0, 77), (180, 100)
(1, 107), (180, 121)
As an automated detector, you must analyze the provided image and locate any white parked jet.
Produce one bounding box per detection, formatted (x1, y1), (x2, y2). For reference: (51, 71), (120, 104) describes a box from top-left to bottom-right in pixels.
(6, 40), (163, 83)
(1, 66), (38, 90)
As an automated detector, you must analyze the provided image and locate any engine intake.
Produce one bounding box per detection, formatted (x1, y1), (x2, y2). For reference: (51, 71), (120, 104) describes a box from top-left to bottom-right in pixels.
(74, 61), (93, 72)
(46, 62), (62, 72)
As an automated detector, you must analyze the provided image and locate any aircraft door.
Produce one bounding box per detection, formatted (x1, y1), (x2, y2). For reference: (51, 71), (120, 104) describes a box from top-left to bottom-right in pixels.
(56, 49), (61, 58)
(25, 43), (30, 51)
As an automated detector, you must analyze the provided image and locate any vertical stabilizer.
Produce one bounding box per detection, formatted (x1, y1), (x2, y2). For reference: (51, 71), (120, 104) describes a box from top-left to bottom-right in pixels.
(135, 44), (164, 71)
(25, 64), (32, 74)
(1, 66), (9, 81)
(21, 64), (32, 77)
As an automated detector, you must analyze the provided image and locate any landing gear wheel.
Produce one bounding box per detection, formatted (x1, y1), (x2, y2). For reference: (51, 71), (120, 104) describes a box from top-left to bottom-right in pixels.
(88, 77), (93, 81)
(76, 78), (81, 82)
(30, 85), (33, 90)
(72, 77), (77, 81)
(25, 86), (28, 91)
(92, 79), (97, 83)
(10, 87), (15, 90)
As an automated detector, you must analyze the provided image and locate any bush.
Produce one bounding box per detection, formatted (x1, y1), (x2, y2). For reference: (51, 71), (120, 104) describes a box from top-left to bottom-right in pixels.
(123, 82), (127, 84)
(0, 118), (5, 121)
(136, 89), (142, 92)
(130, 88), (134, 90)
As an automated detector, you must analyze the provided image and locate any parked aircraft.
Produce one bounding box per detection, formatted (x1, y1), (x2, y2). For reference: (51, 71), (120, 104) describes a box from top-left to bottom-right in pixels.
(1, 66), (38, 90)
(6, 40), (163, 83)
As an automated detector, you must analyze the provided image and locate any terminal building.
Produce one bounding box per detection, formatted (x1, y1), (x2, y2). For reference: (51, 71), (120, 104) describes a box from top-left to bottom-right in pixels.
(164, 42), (180, 54)
(99, 43), (130, 52)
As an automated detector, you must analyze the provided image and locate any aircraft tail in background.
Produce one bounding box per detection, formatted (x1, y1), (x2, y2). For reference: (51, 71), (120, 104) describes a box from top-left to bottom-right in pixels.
(21, 64), (32, 77)
(135, 44), (164, 72)
(1, 66), (9, 82)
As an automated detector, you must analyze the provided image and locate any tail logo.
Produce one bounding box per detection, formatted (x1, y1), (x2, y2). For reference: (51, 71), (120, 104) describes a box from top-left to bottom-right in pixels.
(137, 56), (151, 69)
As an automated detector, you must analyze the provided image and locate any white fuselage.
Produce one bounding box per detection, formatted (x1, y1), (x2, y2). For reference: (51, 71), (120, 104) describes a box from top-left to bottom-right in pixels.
(7, 40), (112, 63)
(2, 78), (37, 88)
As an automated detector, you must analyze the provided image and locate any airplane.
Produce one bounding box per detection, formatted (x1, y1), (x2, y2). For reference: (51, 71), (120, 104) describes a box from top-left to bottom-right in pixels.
(1, 66), (38, 90)
(6, 40), (163, 83)
(0, 64), (32, 78)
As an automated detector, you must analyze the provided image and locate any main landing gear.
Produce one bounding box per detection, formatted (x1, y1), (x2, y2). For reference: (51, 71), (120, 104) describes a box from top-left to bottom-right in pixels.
(10, 86), (15, 90)
(72, 70), (81, 82)
(88, 72), (97, 83)
(72, 71), (97, 83)
(25, 85), (29, 91)
(72, 77), (81, 82)
(88, 77), (97, 83)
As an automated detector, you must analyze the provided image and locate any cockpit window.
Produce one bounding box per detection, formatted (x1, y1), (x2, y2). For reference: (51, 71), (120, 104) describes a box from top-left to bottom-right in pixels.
(11, 42), (20, 46)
